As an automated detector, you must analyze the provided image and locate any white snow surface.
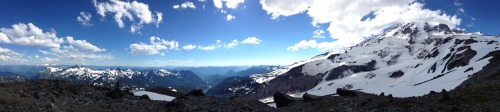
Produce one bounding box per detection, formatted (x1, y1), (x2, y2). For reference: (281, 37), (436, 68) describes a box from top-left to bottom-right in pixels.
(133, 91), (175, 101)
(251, 22), (500, 101)
(41, 66), (178, 81)
(267, 103), (277, 108)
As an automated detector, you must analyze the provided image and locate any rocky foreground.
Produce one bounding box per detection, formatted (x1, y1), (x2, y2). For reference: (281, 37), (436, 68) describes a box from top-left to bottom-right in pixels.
(1, 60), (500, 112)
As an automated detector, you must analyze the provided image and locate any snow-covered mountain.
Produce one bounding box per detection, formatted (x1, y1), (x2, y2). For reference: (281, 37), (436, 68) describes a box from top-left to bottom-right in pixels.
(209, 22), (500, 101)
(36, 65), (208, 92)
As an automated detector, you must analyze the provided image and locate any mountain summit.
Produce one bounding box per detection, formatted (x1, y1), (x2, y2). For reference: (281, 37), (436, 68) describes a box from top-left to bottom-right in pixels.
(209, 22), (500, 101)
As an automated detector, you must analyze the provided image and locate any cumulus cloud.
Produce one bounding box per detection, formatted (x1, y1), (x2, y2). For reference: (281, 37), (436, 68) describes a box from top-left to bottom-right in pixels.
(260, 0), (461, 51)
(196, 40), (225, 50)
(173, 1), (196, 9)
(198, 45), (217, 51)
(93, 0), (163, 32)
(212, 0), (245, 21)
(213, 0), (245, 9)
(312, 29), (325, 38)
(260, 0), (309, 19)
(129, 36), (178, 55)
(173, 5), (180, 9)
(0, 47), (26, 62)
(0, 23), (64, 48)
(226, 39), (238, 48)
(226, 14), (236, 21)
(241, 37), (262, 44)
(213, 0), (223, 9)
(66, 36), (105, 52)
(187, 38), (259, 51)
(287, 40), (335, 51)
(47, 45), (113, 61)
(41, 57), (58, 62)
(224, 0), (245, 9)
(155, 12), (163, 28)
(77, 12), (93, 26)
(0, 22), (112, 63)
(39, 50), (49, 55)
(182, 44), (197, 50)
(458, 8), (465, 13)
(182, 1), (196, 9)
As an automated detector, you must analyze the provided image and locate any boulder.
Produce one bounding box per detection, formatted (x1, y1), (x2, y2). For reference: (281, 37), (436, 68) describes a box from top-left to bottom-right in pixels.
(185, 89), (205, 97)
(273, 92), (296, 108)
(336, 88), (357, 97)
(303, 93), (321, 102)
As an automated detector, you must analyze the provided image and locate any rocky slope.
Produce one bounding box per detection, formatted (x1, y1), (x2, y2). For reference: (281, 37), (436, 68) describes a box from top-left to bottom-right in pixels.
(209, 22), (500, 101)
(35, 65), (208, 93)
(0, 80), (273, 111)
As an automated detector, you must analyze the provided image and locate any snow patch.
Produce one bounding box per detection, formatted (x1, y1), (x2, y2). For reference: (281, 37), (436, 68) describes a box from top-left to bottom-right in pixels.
(133, 91), (175, 101)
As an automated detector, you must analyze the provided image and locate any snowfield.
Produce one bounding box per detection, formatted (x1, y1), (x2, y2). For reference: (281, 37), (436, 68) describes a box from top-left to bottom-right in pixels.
(232, 22), (500, 102)
(133, 91), (176, 101)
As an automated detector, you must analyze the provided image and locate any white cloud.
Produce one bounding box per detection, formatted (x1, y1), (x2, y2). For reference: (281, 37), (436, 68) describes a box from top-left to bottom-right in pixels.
(197, 40), (222, 50)
(182, 44), (197, 50)
(0, 23), (64, 48)
(312, 29), (325, 38)
(66, 36), (105, 52)
(226, 39), (238, 48)
(226, 14), (236, 21)
(213, 0), (223, 9)
(93, 0), (162, 32)
(187, 38), (258, 51)
(241, 37), (262, 44)
(41, 57), (58, 62)
(287, 40), (335, 51)
(0, 47), (26, 62)
(224, 0), (245, 9)
(0, 22), (114, 63)
(458, 8), (465, 13)
(212, 0), (244, 21)
(174, 1), (196, 9)
(213, 0), (245, 9)
(155, 12), (163, 28)
(129, 36), (178, 55)
(260, 0), (310, 19)
(198, 45), (217, 51)
(260, 0), (461, 51)
(199, 0), (206, 2)
(39, 50), (49, 55)
(181, 1), (196, 9)
(77, 12), (93, 26)
(47, 45), (112, 61)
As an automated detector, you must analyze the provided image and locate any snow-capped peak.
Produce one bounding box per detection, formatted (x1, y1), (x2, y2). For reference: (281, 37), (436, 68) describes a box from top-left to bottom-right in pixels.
(215, 22), (500, 101)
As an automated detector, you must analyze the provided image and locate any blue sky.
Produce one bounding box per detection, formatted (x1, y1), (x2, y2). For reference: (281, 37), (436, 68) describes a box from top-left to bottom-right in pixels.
(0, 0), (498, 66)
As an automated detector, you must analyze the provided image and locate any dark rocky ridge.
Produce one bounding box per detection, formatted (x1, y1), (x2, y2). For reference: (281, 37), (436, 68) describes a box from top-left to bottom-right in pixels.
(0, 80), (273, 111)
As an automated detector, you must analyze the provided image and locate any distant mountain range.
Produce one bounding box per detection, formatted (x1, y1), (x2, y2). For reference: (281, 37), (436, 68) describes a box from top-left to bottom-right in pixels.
(207, 22), (500, 101)
(202, 65), (282, 87)
(35, 65), (209, 93)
